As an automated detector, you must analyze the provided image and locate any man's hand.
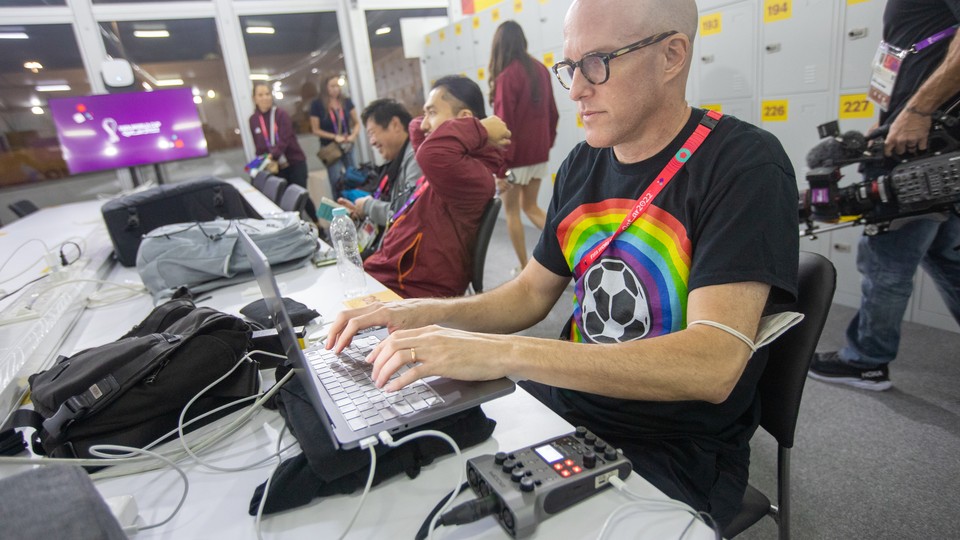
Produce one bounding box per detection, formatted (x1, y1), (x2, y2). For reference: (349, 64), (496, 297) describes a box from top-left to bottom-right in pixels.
(496, 177), (512, 193)
(885, 109), (932, 156)
(480, 115), (512, 147)
(325, 300), (437, 354)
(365, 326), (511, 391)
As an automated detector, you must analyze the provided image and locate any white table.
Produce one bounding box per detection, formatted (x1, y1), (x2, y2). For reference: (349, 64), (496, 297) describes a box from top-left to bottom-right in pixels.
(0, 188), (716, 540)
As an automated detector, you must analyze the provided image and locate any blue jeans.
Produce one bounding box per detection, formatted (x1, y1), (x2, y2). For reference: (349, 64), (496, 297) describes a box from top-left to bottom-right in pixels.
(326, 147), (356, 199)
(840, 214), (960, 367)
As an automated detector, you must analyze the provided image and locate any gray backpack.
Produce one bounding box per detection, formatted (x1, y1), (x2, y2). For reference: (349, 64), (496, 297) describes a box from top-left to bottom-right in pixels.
(136, 214), (317, 299)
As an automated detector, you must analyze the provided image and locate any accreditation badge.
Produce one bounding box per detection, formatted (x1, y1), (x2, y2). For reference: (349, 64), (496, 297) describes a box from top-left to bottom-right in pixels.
(867, 41), (907, 111)
(356, 217), (378, 252)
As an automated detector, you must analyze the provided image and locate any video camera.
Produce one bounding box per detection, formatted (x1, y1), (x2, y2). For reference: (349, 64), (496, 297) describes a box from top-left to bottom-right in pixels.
(799, 111), (960, 238)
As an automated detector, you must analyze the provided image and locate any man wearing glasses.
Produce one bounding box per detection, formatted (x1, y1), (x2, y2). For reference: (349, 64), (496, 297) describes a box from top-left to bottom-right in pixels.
(327, 0), (798, 528)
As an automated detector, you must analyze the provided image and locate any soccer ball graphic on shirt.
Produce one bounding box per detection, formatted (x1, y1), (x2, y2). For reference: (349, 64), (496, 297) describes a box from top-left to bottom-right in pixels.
(581, 258), (651, 343)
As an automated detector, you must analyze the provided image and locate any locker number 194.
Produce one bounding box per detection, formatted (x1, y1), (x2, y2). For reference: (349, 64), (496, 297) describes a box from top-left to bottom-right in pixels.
(764, 0), (792, 23)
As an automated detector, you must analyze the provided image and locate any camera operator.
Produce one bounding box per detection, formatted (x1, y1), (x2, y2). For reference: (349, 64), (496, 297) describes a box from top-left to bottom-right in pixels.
(809, 0), (960, 391)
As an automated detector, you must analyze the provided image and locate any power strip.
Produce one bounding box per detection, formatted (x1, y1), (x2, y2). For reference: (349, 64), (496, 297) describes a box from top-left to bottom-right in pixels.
(465, 427), (633, 538)
(0, 265), (86, 327)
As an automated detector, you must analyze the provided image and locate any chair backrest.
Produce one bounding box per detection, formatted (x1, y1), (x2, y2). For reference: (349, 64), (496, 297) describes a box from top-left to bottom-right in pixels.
(252, 170), (270, 191)
(279, 183), (309, 214)
(470, 197), (502, 294)
(759, 251), (836, 448)
(9, 199), (40, 218)
(262, 176), (288, 204)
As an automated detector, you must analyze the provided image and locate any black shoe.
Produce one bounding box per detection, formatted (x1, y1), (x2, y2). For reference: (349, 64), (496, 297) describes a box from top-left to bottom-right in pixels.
(808, 351), (892, 391)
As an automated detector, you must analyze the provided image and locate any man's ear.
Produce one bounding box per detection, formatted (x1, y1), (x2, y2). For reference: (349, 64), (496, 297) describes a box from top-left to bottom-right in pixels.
(388, 116), (403, 132)
(456, 109), (474, 119)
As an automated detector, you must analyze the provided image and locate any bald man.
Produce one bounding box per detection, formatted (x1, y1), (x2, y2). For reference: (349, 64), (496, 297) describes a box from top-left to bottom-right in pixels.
(327, 0), (799, 527)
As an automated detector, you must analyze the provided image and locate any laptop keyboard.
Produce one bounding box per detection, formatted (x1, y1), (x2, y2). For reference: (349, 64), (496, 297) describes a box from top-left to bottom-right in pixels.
(307, 334), (443, 432)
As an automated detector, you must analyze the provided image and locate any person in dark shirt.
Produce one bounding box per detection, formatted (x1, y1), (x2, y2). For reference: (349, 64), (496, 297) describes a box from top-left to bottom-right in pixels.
(809, 0), (960, 391)
(327, 0), (798, 528)
(309, 73), (361, 199)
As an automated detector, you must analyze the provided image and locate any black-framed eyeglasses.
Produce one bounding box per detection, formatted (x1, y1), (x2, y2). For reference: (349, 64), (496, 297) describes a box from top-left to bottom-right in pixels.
(551, 31), (679, 90)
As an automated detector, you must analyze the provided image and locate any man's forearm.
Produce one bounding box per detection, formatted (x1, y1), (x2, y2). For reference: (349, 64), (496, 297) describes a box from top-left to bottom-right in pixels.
(906, 33), (960, 114)
(413, 274), (561, 334)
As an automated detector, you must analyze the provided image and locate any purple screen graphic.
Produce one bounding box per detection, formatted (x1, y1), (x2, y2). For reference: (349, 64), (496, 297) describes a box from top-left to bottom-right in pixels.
(48, 88), (208, 175)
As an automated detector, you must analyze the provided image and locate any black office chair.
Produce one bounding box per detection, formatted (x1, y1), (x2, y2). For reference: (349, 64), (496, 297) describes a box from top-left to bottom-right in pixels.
(261, 175), (288, 205)
(279, 183), (309, 217)
(9, 199), (40, 218)
(252, 169), (270, 192)
(468, 197), (502, 294)
(724, 251), (836, 540)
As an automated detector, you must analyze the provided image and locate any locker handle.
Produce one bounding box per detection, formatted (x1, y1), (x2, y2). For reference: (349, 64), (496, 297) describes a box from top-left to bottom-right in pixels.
(848, 27), (869, 40)
(701, 54), (715, 64)
(765, 43), (781, 53)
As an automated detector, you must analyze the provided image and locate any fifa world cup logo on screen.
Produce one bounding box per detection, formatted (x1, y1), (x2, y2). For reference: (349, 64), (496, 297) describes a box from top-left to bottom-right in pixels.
(102, 118), (120, 143)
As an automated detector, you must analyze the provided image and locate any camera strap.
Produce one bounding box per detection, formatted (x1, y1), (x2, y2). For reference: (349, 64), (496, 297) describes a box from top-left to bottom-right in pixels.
(575, 109), (723, 276)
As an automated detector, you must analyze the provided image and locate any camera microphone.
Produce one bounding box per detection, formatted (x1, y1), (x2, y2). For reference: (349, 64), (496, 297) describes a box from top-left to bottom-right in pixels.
(805, 130), (870, 169)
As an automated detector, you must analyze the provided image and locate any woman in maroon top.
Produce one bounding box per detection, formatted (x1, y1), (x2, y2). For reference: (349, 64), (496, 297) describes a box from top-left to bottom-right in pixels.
(249, 81), (316, 218)
(489, 20), (559, 270)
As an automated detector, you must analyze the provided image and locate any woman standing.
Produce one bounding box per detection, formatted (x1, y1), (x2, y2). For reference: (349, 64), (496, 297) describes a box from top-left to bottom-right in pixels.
(249, 81), (316, 218)
(309, 73), (360, 199)
(489, 20), (559, 270)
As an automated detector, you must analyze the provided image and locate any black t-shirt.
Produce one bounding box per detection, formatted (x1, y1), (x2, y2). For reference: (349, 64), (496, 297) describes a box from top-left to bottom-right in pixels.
(880, 0), (960, 123)
(309, 97), (356, 146)
(532, 108), (799, 447)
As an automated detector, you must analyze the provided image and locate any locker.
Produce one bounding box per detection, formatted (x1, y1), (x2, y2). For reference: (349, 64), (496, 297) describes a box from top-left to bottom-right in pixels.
(840, 0), (884, 90)
(760, 0), (836, 96)
(536, 0), (573, 52)
(508, 0), (544, 56)
(698, 98), (756, 125)
(759, 91), (831, 190)
(697, 1), (757, 102)
(912, 271), (960, 332)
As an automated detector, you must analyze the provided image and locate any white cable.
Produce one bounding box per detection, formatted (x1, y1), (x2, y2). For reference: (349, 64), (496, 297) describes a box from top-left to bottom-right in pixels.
(0, 238), (50, 284)
(597, 477), (722, 540)
(87, 444), (189, 532)
(378, 429), (464, 540)
(177, 353), (292, 472)
(337, 439), (379, 540)
(255, 424), (289, 540)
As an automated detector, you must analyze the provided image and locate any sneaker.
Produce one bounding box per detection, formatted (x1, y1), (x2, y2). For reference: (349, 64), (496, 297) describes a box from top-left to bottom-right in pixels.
(808, 351), (892, 391)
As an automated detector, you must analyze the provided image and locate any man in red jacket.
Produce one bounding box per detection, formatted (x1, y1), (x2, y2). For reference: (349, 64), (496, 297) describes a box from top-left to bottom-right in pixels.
(363, 76), (511, 298)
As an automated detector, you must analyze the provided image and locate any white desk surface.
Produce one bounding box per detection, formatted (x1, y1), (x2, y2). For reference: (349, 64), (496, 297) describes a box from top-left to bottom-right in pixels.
(0, 185), (715, 540)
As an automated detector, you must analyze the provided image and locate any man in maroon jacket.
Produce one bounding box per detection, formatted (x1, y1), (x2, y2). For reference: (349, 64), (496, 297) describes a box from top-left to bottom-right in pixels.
(363, 76), (511, 298)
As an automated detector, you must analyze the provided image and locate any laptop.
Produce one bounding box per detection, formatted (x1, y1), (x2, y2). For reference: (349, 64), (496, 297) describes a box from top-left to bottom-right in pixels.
(237, 228), (515, 450)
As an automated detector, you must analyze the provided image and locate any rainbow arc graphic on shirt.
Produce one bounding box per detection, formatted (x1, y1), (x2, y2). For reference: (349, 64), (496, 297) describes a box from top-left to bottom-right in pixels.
(558, 199), (692, 342)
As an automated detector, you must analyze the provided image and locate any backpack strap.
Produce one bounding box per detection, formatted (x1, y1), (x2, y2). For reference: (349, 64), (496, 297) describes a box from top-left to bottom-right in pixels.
(1, 409), (45, 455)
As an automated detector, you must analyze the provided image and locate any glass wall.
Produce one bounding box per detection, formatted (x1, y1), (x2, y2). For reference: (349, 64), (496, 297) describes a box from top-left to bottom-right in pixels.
(0, 23), (91, 188)
(99, 18), (241, 153)
(239, 12), (345, 136)
(365, 8), (446, 118)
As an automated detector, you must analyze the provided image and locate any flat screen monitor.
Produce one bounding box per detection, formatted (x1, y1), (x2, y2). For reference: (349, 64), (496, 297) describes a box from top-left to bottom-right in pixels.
(48, 88), (208, 175)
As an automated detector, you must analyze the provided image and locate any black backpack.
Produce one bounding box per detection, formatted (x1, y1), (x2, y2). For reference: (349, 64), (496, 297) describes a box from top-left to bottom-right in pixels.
(6, 299), (259, 459)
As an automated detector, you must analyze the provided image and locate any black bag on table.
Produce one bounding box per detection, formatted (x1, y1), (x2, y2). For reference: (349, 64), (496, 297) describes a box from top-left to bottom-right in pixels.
(6, 299), (260, 459)
(249, 365), (497, 515)
(101, 176), (262, 267)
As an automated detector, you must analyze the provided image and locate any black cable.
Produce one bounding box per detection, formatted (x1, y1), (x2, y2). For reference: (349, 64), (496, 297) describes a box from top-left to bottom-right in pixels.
(415, 481), (469, 540)
(0, 273), (49, 303)
(438, 494), (500, 526)
(58, 241), (82, 266)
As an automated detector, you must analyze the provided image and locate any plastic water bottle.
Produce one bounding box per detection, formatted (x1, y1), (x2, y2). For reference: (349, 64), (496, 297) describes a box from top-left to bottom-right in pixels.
(330, 207), (367, 297)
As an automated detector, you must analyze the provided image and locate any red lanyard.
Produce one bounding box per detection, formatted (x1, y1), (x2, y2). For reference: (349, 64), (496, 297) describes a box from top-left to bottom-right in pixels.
(390, 176), (428, 223)
(257, 108), (277, 147)
(373, 174), (390, 199)
(575, 109), (723, 276)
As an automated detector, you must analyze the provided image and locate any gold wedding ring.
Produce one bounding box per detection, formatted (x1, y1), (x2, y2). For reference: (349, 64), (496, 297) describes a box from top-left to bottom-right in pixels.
(410, 347), (417, 363)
